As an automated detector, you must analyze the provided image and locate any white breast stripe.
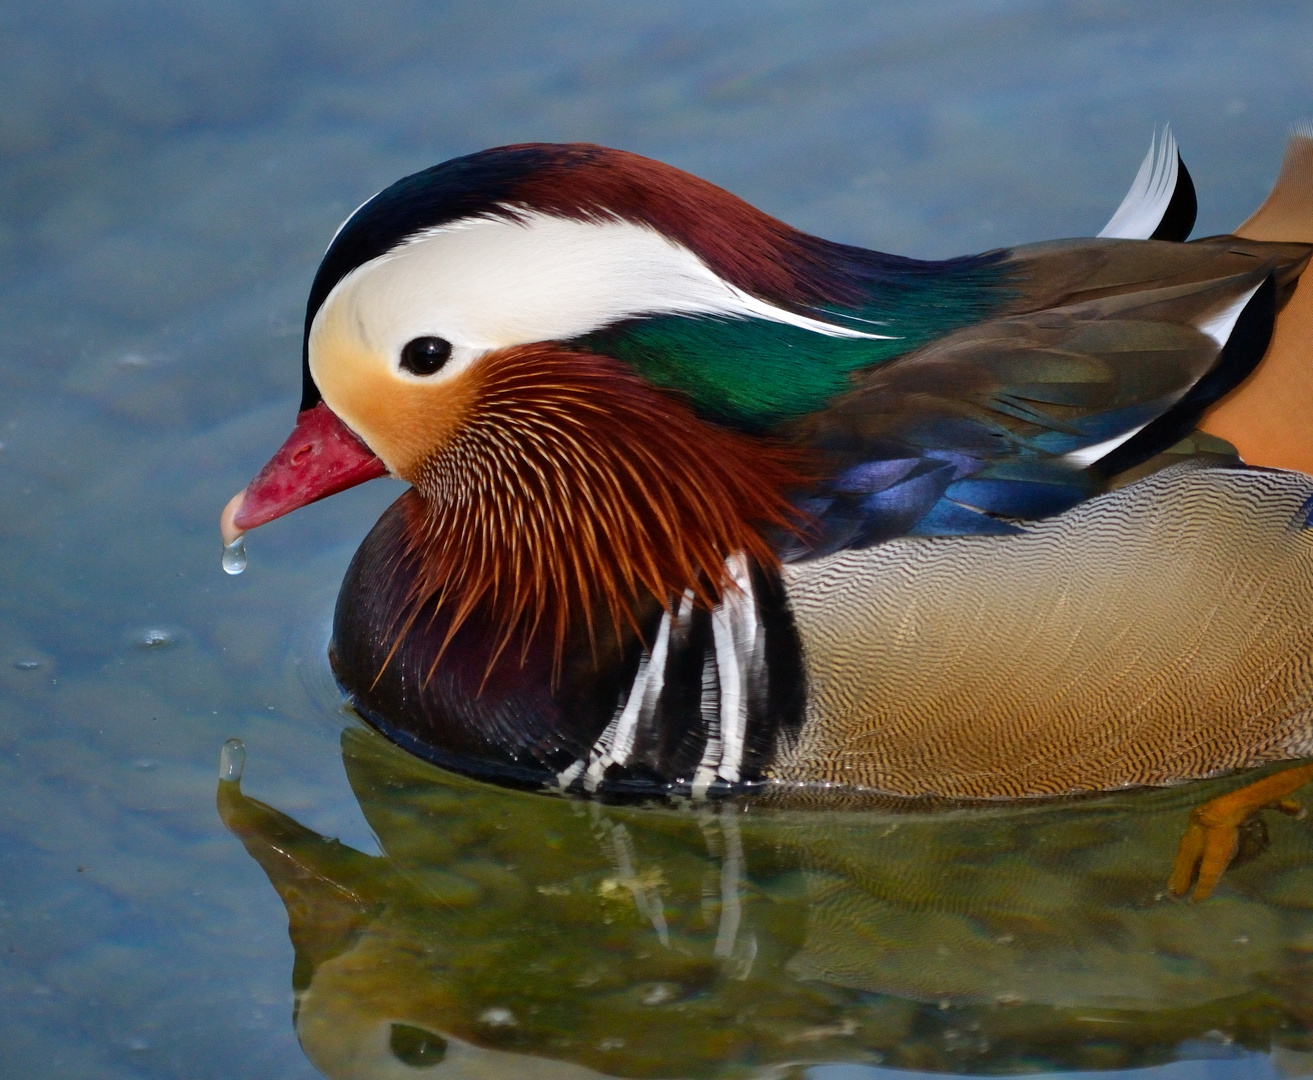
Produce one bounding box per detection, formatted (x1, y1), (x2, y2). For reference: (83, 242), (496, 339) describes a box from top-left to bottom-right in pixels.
(579, 608), (673, 792)
(715, 555), (758, 786)
(579, 704), (621, 792)
(691, 554), (759, 798)
(565, 572), (758, 800)
(1098, 127), (1180, 240)
(675, 589), (695, 631)
(691, 648), (723, 800)
(555, 759), (585, 790)
(610, 610), (672, 765)
(707, 606), (742, 785)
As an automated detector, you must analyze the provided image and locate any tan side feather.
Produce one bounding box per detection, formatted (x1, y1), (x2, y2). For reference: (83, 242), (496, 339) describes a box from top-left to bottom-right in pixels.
(777, 465), (1313, 799)
(1199, 126), (1313, 473)
(1235, 124), (1313, 243)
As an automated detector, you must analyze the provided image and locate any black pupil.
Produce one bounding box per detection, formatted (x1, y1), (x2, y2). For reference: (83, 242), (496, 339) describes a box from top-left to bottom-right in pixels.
(400, 336), (452, 376)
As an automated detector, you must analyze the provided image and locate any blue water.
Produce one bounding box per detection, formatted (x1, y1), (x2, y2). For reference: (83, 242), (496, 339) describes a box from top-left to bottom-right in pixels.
(4, 3), (1313, 1078)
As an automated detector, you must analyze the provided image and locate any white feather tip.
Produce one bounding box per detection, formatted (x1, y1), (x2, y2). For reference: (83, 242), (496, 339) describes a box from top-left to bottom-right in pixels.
(1098, 127), (1180, 240)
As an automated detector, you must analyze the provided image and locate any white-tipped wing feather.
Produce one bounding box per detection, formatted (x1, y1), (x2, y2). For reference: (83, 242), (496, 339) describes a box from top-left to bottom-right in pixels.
(1099, 127), (1182, 240)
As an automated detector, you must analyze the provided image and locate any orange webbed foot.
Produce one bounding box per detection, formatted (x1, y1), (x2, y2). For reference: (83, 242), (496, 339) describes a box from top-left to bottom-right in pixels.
(1169, 763), (1313, 902)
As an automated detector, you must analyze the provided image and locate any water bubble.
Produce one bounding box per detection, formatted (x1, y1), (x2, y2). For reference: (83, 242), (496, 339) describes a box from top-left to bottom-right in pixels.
(639, 983), (678, 1005)
(222, 535), (247, 575)
(135, 628), (175, 649)
(478, 1007), (516, 1027)
(219, 739), (246, 783)
(12, 659), (41, 671)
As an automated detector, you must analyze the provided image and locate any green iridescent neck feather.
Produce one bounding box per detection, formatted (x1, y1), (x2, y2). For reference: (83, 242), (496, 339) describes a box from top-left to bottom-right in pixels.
(574, 255), (1017, 429)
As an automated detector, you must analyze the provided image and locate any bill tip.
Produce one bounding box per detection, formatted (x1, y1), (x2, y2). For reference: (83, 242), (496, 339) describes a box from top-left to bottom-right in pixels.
(220, 489), (247, 547)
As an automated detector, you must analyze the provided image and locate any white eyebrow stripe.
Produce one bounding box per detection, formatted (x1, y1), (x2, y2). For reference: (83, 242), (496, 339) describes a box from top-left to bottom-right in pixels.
(324, 209), (895, 357)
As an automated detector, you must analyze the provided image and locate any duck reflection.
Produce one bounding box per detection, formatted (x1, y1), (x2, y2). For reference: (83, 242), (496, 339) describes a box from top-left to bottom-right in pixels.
(218, 728), (1313, 1079)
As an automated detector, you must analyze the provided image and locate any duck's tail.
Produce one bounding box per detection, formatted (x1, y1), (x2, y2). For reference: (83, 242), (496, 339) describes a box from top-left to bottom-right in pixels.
(1199, 126), (1313, 473)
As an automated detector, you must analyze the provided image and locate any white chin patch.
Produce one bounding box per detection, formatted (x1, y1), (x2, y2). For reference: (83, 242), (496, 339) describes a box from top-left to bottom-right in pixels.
(310, 209), (891, 377)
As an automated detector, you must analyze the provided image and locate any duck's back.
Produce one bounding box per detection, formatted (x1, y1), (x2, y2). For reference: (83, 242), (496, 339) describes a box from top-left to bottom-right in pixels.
(777, 464), (1313, 799)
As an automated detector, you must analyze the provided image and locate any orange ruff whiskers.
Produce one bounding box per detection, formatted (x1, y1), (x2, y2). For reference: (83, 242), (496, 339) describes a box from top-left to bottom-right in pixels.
(384, 344), (810, 687)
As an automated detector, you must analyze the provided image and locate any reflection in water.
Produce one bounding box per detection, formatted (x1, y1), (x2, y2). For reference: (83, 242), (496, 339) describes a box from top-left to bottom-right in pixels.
(219, 726), (1313, 1079)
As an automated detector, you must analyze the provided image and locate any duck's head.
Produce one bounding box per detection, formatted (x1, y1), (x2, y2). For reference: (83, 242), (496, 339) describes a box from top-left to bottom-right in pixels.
(221, 143), (892, 648)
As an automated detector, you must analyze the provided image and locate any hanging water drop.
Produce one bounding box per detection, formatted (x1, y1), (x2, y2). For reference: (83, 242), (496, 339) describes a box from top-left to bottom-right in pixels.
(222, 535), (247, 575)
(219, 739), (246, 783)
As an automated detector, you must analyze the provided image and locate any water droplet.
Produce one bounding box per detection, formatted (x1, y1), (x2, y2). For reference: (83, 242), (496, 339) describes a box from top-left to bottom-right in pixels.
(478, 1007), (516, 1027)
(12, 659), (40, 671)
(135, 628), (175, 649)
(219, 739), (246, 783)
(222, 535), (247, 575)
(639, 983), (678, 1005)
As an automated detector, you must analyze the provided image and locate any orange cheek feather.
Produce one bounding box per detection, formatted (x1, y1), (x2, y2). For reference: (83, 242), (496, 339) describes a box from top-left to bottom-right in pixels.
(315, 343), (480, 483)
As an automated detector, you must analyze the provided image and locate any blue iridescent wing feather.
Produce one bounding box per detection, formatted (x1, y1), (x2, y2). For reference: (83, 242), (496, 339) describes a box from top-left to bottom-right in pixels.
(782, 249), (1301, 557)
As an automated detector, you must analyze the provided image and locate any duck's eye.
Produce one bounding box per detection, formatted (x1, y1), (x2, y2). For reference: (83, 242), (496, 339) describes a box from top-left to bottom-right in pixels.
(399, 336), (452, 376)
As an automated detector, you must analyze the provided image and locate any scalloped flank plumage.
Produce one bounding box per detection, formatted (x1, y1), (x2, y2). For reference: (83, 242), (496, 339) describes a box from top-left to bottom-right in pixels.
(226, 132), (1313, 893)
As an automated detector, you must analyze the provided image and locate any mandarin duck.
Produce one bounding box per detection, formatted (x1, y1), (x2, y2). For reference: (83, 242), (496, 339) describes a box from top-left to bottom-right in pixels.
(221, 130), (1313, 900)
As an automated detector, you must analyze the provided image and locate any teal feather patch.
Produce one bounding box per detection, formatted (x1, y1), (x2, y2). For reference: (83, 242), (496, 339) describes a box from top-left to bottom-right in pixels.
(580, 316), (900, 427)
(575, 264), (1014, 427)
